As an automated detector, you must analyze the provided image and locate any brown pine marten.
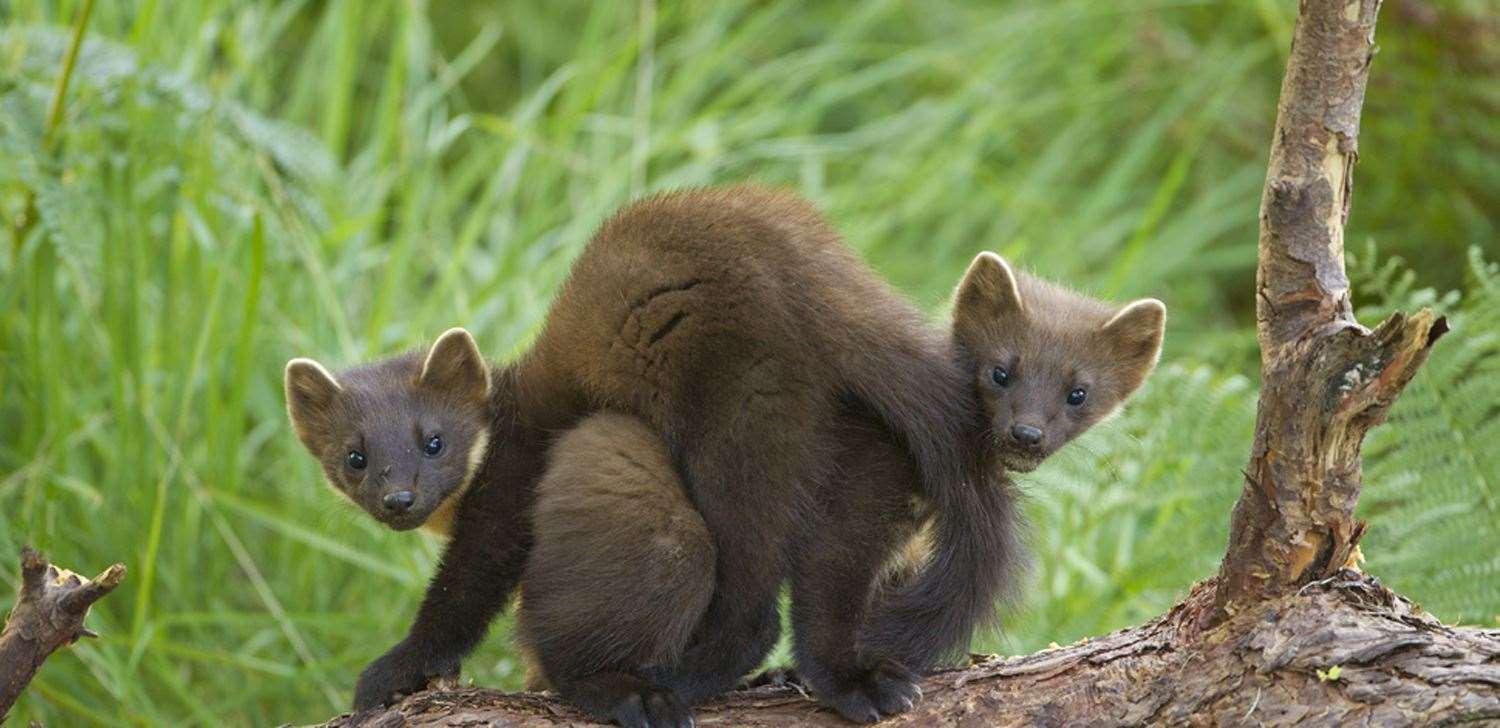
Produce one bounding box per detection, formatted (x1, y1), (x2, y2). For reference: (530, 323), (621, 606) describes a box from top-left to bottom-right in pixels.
(788, 252), (1165, 721)
(285, 187), (979, 726)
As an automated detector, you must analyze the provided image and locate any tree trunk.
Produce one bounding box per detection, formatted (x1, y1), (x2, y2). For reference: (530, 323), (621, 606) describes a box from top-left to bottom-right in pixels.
(1211, 0), (1446, 622)
(309, 1), (1496, 725)
(0, 546), (126, 721)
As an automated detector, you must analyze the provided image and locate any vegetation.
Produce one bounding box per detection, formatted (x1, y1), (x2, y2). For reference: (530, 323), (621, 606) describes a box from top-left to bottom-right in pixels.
(0, 1), (1494, 725)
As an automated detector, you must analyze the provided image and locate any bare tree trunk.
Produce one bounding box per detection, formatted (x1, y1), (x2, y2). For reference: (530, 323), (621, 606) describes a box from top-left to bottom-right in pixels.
(1211, 0), (1447, 622)
(0, 546), (125, 721)
(308, 1), (1496, 725)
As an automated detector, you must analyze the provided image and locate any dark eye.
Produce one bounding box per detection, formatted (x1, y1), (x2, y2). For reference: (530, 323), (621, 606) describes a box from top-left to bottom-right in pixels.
(347, 450), (367, 470)
(991, 366), (1010, 387)
(423, 435), (443, 457)
(1067, 388), (1087, 406)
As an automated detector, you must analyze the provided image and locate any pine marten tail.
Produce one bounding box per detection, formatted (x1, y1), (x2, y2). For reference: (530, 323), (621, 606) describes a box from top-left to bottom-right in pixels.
(860, 473), (1027, 669)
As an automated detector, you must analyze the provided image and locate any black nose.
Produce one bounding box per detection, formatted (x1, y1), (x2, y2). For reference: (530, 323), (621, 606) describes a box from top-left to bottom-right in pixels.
(383, 490), (415, 512)
(1010, 424), (1043, 447)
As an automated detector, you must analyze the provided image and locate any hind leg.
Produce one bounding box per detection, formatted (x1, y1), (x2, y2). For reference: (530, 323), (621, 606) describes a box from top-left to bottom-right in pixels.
(658, 369), (828, 704)
(518, 413), (714, 728)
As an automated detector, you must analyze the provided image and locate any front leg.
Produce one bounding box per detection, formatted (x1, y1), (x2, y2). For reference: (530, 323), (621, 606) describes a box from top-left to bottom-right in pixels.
(354, 488), (533, 711)
(792, 532), (923, 724)
(791, 427), (925, 723)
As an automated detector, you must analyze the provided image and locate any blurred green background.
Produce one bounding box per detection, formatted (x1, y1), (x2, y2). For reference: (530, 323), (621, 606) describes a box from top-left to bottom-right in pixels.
(1, 0), (1497, 725)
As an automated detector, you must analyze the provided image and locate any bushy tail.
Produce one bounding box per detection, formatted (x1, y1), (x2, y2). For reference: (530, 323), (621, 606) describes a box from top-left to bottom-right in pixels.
(860, 470), (1027, 669)
(841, 334), (1030, 670)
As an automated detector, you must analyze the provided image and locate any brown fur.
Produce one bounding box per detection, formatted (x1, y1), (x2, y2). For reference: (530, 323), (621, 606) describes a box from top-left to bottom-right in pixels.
(285, 187), (978, 727)
(516, 412), (715, 689)
(953, 253), (1165, 472)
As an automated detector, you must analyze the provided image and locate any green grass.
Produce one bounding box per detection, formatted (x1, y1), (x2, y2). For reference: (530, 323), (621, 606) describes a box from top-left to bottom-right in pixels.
(0, 1), (1496, 724)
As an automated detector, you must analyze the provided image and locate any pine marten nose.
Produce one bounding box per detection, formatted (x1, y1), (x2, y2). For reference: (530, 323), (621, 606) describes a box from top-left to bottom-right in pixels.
(1009, 424), (1043, 447)
(383, 490), (416, 512)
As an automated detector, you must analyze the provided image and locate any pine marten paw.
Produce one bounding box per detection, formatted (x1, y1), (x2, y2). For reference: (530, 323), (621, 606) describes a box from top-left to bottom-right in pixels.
(609, 685), (694, 728)
(352, 641), (461, 711)
(818, 659), (922, 723)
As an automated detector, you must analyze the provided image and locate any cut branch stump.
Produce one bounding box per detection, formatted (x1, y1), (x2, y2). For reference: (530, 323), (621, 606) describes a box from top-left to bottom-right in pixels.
(0, 546), (125, 721)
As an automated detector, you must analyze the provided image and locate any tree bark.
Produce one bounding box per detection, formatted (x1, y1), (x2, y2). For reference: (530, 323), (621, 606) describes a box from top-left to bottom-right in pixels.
(0, 546), (126, 721)
(309, 1), (1493, 725)
(317, 574), (1500, 727)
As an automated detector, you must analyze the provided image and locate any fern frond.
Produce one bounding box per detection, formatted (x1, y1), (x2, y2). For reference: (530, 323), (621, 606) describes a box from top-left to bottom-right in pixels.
(1362, 247), (1500, 625)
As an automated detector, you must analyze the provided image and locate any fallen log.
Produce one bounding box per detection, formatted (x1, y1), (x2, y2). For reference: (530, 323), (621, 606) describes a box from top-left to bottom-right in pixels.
(316, 573), (1500, 726)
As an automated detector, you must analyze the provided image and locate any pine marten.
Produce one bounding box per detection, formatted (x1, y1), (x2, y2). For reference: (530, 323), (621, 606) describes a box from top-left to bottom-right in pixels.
(787, 252), (1165, 721)
(285, 187), (979, 726)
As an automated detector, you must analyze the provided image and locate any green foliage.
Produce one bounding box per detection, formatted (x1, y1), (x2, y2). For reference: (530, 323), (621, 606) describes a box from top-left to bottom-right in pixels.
(1361, 249), (1500, 626)
(0, 0), (1495, 725)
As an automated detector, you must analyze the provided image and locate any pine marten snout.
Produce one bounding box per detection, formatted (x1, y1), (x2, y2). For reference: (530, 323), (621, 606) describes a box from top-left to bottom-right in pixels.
(953, 252), (1165, 473)
(284, 328), (492, 532)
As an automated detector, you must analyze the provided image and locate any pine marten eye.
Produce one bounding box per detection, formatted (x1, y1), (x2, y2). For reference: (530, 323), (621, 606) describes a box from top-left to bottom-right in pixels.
(423, 435), (444, 457)
(991, 366), (1011, 387)
(1067, 387), (1087, 406)
(347, 450), (368, 470)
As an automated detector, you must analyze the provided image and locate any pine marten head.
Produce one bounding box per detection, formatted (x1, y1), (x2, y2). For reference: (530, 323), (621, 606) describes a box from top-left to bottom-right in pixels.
(952, 252), (1165, 473)
(283, 328), (492, 532)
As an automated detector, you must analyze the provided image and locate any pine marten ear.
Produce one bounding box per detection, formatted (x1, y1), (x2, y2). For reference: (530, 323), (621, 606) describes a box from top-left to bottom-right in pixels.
(1100, 298), (1167, 389)
(954, 251), (1025, 327)
(420, 328), (490, 401)
(285, 358), (343, 453)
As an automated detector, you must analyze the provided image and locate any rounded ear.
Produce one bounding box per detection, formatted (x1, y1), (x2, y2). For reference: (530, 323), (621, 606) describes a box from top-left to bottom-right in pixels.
(1100, 298), (1167, 378)
(285, 358), (342, 452)
(954, 251), (1025, 325)
(420, 327), (491, 401)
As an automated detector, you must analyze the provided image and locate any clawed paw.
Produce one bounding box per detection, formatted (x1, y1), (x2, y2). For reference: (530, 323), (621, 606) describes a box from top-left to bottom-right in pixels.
(352, 641), (461, 712)
(612, 686), (695, 728)
(822, 659), (922, 723)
